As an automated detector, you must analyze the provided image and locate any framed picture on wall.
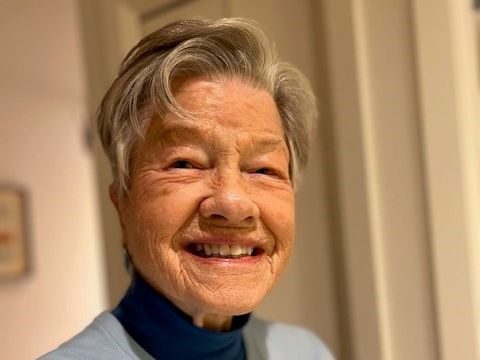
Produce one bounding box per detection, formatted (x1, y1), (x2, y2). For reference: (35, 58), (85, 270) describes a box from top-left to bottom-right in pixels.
(0, 186), (30, 280)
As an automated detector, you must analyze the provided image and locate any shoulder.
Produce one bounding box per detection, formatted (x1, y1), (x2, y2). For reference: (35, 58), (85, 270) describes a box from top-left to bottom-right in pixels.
(38, 312), (153, 360)
(243, 316), (335, 360)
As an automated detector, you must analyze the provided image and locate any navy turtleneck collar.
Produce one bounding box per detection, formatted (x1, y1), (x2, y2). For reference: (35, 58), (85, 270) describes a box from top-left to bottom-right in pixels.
(112, 272), (250, 360)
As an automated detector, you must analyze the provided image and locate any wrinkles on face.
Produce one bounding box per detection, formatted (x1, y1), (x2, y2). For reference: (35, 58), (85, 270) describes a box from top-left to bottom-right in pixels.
(134, 169), (206, 200)
(120, 77), (295, 322)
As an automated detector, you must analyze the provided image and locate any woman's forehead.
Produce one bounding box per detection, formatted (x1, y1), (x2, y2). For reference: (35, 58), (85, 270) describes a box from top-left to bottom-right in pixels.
(149, 77), (285, 140)
(173, 77), (281, 125)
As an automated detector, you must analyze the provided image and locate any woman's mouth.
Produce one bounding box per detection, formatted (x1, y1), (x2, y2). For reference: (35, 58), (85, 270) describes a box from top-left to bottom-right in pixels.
(186, 243), (263, 259)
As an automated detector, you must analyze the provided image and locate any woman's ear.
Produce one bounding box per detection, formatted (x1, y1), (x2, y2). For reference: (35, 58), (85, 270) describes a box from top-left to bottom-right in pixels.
(109, 184), (126, 231)
(109, 184), (130, 256)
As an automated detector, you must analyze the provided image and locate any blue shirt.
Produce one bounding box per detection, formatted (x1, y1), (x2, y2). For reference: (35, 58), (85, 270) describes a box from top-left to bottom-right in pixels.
(40, 277), (335, 360)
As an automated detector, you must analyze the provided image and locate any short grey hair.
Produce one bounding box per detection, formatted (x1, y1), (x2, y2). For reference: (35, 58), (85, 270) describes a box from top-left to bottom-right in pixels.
(97, 18), (317, 199)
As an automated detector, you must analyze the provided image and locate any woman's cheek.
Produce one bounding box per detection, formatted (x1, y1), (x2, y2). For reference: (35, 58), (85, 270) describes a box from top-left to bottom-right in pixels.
(129, 179), (207, 236)
(257, 188), (295, 249)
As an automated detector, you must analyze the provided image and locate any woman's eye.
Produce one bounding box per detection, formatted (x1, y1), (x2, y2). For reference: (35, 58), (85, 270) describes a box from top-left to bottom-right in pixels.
(253, 167), (277, 176)
(170, 160), (195, 169)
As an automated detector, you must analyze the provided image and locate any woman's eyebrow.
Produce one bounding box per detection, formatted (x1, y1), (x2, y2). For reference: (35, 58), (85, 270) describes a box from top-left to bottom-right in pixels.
(150, 123), (288, 155)
(151, 124), (204, 147)
(252, 138), (286, 151)
(245, 137), (290, 159)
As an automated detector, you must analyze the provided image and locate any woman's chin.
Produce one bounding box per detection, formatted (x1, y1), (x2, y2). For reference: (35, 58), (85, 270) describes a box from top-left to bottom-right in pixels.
(188, 289), (265, 317)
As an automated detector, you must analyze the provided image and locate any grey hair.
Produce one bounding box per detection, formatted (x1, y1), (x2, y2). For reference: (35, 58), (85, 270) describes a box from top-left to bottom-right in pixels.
(97, 17), (317, 199)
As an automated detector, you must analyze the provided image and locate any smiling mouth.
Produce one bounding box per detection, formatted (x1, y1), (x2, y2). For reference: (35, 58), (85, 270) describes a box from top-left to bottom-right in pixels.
(186, 243), (263, 259)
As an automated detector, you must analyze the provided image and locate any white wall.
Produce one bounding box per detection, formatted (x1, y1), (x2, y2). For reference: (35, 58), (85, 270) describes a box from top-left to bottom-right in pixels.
(0, 1), (106, 359)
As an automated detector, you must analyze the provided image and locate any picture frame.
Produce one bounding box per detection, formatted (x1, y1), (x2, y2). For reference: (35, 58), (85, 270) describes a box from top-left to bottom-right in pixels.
(0, 185), (30, 280)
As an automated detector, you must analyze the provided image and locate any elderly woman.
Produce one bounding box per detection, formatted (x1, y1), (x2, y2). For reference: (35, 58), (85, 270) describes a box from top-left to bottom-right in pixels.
(41, 18), (333, 360)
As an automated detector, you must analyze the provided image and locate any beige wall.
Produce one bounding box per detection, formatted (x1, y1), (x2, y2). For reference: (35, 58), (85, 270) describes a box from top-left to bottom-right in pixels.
(0, 1), (106, 359)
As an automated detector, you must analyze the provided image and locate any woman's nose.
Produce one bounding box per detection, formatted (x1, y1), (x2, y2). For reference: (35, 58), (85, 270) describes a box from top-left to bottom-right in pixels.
(199, 172), (260, 227)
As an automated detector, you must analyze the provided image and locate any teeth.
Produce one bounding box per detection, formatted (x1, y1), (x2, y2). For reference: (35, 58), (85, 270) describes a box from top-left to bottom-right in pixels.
(204, 244), (212, 256)
(192, 244), (255, 258)
(219, 244), (230, 256)
(230, 244), (242, 256)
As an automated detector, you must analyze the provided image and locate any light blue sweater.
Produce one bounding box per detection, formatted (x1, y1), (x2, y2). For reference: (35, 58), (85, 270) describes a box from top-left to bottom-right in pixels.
(40, 312), (335, 359)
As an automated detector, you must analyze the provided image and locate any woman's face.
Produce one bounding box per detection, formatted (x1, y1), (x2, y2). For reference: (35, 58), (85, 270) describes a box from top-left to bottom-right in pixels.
(116, 76), (295, 318)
